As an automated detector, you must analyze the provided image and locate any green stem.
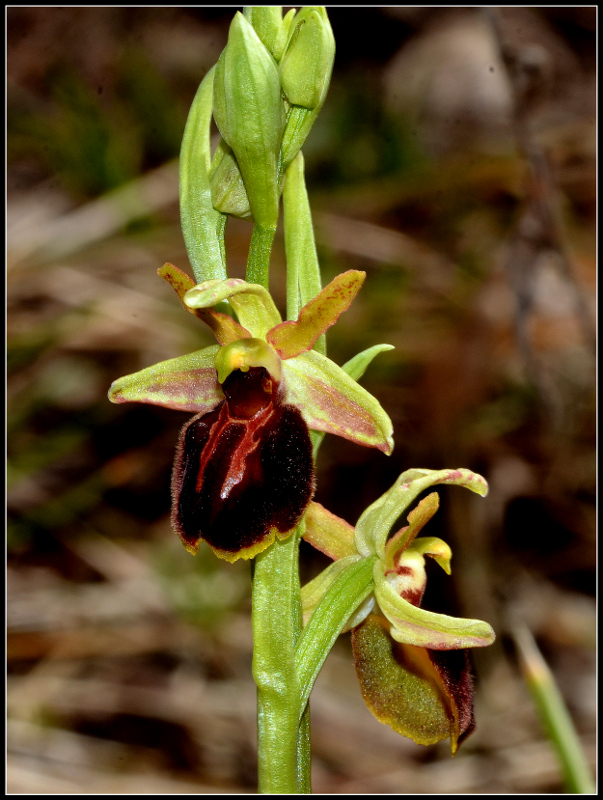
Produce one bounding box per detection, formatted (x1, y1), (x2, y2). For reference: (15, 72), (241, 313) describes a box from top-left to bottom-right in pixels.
(252, 530), (305, 793)
(246, 156), (313, 792)
(515, 626), (595, 794)
(246, 223), (276, 287)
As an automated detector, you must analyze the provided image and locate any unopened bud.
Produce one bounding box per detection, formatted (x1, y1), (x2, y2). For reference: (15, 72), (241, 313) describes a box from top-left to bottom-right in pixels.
(280, 7), (335, 109)
(278, 7), (335, 168)
(213, 12), (284, 230)
(243, 6), (282, 59)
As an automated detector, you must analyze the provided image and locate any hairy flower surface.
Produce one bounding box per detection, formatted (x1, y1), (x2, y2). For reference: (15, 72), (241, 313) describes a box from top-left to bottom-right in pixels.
(302, 468), (496, 752)
(109, 264), (393, 561)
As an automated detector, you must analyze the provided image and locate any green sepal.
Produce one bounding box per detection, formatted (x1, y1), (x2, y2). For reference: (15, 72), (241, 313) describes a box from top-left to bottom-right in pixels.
(108, 346), (222, 412)
(179, 66), (227, 283)
(213, 12), (284, 231)
(352, 615), (477, 753)
(184, 278), (282, 338)
(275, 9), (298, 62)
(307, 341), (394, 458)
(373, 561), (496, 650)
(356, 468), (489, 559)
(303, 501), (357, 561)
(282, 349), (394, 454)
(267, 270), (365, 359)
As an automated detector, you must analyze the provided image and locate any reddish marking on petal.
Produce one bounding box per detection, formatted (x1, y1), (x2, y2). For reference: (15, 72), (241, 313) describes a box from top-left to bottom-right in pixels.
(267, 270), (365, 359)
(293, 373), (388, 450)
(110, 366), (223, 413)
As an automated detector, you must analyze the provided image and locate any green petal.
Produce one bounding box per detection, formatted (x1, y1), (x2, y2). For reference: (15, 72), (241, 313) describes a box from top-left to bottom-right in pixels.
(184, 278), (281, 338)
(108, 346), (223, 412)
(374, 562), (495, 650)
(352, 615), (476, 753)
(356, 468), (488, 559)
(383, 492), (440, 570)
(282, 350), (394, 453)
(158, 263), (251, 345)
(266, 270), (365, 359)
(304, 501), (357, 561)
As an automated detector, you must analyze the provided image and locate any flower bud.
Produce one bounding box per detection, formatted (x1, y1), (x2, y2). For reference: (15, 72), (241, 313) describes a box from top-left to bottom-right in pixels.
(213, 12), (284, 231)
(244, 7), (298, 62)
(278, 7), (335, 168)
(280, 7), (335, 109)
(243, 6), (282, 59)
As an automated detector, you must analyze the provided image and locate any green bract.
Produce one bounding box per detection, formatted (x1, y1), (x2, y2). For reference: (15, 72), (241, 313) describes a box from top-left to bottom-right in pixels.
(179, 65), (227, 283)
(109, 264), (394, 456)
(301, 468), (495, 752)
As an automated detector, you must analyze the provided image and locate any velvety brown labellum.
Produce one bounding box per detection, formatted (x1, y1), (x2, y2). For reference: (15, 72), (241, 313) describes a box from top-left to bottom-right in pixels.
(351, 614), (476, 753)
(171, 367), (314, 561)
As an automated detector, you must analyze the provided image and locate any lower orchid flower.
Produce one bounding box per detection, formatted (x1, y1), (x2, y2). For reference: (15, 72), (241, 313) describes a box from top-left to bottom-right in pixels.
(301, 468), (496, 753)
(108, 264), (393, 562)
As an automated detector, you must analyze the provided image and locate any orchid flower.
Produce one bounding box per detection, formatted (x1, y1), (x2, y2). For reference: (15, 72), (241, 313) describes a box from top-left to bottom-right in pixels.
(301, 468), (496, 753)
(108, 263), (393, 562)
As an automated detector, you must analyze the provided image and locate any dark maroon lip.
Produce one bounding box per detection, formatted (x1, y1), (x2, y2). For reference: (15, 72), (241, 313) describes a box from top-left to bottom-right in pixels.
(171, 367), (315, 558)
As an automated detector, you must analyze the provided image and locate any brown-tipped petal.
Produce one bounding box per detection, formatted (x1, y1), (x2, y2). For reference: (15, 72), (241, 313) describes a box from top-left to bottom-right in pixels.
(158, 263), (251, 345)
(267, 270), (365, 359)
(352, 614), (476, 753)
(171, 367), (314, 562)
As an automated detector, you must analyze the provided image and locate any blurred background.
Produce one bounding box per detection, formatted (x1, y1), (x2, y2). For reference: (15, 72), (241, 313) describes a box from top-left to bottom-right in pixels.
(7, 7), (596, 794)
